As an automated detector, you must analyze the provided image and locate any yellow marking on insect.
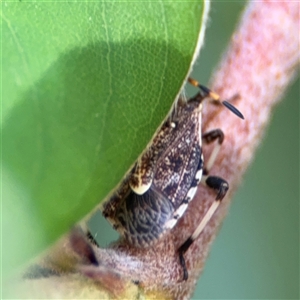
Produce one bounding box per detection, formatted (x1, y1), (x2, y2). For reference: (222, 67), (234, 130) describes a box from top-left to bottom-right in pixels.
(130, 180), (152, 195)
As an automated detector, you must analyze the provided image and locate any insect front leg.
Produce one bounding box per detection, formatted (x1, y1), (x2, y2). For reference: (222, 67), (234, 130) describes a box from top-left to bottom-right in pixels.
(202, 129), (224, 173)
(178, 128), (229, 281)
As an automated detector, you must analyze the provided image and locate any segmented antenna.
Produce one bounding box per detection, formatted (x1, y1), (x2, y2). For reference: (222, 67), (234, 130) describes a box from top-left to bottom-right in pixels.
(188, 77), (244, 119)
(222, 101), (244, 119)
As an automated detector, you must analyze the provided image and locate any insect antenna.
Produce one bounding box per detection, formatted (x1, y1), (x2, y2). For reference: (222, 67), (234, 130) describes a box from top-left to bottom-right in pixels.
(222, 100), (244, 119)
(188, 77), (244, 119)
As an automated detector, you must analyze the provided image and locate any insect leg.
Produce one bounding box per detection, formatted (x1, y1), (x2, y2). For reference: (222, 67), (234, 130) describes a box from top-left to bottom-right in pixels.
(178, 176), (228, 280)
(202, 129), (224, 173)
(178, 129), (228, 281)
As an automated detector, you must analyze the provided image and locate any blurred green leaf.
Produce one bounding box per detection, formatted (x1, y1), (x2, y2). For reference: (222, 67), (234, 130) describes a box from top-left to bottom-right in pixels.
(2, 0), (206, 269)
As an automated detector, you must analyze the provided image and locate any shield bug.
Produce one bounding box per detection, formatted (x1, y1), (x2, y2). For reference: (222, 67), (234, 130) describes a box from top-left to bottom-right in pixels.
(101, 78), (243, 280)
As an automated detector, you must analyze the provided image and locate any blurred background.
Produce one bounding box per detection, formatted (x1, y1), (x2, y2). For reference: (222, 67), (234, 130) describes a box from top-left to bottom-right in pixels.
(90, 1), (299, 299)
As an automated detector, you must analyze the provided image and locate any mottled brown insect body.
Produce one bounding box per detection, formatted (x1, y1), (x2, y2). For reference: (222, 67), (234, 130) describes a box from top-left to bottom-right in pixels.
(102, 98), (204, 247)
(101, 78), (243, 279)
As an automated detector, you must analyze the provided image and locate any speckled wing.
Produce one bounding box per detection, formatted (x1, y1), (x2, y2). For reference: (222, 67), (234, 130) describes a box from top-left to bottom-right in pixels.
(114, 185), (174, 246)
(102, 99), (204, 247)
(153, 118), (202, 208)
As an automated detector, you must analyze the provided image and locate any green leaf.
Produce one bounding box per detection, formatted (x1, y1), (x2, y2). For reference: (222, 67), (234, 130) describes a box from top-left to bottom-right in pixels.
(2, 0), (207, 270)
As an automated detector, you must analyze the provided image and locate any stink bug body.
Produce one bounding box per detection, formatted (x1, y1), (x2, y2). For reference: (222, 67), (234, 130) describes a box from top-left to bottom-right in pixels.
(101, 78), (243, 280)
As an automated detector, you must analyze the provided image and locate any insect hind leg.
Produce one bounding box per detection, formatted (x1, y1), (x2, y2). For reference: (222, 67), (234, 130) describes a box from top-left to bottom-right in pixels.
(177, 129), (228, 281)
(178, 175), (228, 280)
